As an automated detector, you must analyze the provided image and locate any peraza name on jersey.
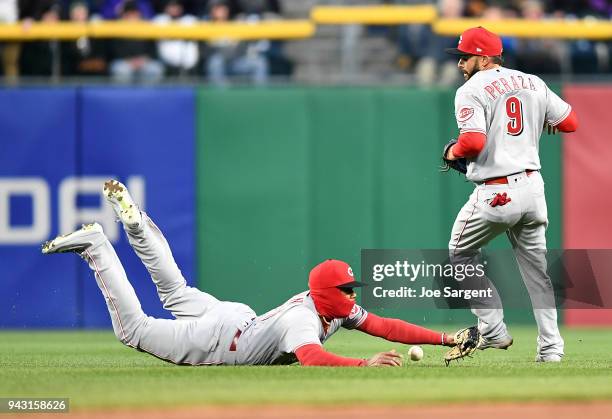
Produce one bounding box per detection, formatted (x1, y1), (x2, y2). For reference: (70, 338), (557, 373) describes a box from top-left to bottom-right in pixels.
(484, 75), (537, 100)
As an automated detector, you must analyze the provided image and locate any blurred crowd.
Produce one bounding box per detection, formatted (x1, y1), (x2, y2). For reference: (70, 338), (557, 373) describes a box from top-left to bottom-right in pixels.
(0, 0), (610, 84)
(395, 0), (612, 85)
(0, 0), (293, 83)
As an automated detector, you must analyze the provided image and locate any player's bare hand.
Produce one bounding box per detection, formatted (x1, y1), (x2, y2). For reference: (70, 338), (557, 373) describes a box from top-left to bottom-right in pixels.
(366, 349), (403, 367)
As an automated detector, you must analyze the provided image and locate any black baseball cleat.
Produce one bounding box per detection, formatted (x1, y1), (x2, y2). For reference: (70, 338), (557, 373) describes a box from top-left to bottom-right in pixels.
(42, 223), (105, 254)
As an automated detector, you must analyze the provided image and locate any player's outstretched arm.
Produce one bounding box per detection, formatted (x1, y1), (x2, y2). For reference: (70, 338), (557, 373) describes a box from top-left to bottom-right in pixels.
(295, 344), (402, 367)
(357, 313), (454, 346)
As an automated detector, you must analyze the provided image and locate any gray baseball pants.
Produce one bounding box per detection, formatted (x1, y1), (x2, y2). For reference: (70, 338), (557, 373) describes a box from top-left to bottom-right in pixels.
(82, 213), (255, 365)
(449, 171), (564, 357)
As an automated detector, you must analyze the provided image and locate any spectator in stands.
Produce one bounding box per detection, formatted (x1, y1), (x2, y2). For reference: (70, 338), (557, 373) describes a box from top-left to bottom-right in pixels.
(180, 0), (208, 16)
(545, 0), (610, 18)
(235, 0), (279, 17)
(153, 0), (199, 75)
(108, 0), (164, 82)
(234, 0), (292, 78)
(481, 4), (519, 69)
(19, 0), (59, 21)
(396, 0), (463, 86)
(0, 0), (20, 81)
(514, 0), (563, 74)
(545, 0), (609, 74)
(58, 0), (105, 18)
(61, 1), (108, 76)
(19, 0), (62, 77)
(463, 0), (487, 17)
(203, 0), (269, 85)
(203, 0), (241, 19)
(101, 0), (153, 19)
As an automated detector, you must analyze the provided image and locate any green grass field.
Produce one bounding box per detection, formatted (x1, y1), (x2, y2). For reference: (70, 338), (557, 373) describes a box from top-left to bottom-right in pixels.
(1, 326), (611, 409)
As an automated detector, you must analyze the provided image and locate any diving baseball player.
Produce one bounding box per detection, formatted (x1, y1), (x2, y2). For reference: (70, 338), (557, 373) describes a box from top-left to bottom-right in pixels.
(42, 180), (475, 366)
(442, 27), (579, 362)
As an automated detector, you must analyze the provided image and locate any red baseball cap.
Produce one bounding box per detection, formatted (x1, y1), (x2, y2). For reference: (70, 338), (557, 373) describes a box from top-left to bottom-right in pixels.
(308, 259), (366, 290)
(446, 26), (503, 57)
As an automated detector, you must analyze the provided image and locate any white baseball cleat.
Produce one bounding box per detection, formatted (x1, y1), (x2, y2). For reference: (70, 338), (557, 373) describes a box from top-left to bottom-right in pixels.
(103, 179), (142, 229)
(535, 354), (562, 363)
(477, 334), (514, 350)
(42, 223), (105, 254)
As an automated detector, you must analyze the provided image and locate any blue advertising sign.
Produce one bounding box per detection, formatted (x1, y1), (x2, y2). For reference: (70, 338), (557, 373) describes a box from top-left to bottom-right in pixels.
(79, 87), (196, 327)
(0, 87), (196, 328)
(0, 88), (79, 327)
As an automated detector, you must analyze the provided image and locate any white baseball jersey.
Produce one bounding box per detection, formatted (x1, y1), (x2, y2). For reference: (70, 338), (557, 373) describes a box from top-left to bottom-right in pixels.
(454, 66), (571, 182)
(236, 291), (368, 365)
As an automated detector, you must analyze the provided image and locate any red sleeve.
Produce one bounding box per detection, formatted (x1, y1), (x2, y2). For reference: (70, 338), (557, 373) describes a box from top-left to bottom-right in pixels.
(357, 313), (449, 345)
(451, 132), (486, 158)
(556, 109), (578, 133)
(294, 344), (366, 367)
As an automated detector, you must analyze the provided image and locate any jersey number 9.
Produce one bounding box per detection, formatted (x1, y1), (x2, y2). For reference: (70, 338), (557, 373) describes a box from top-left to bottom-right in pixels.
(506, 96), (524, 136)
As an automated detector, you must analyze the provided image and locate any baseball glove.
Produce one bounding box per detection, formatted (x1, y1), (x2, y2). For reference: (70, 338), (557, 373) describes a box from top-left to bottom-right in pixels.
(440, 139), (467, 175)
(444, 326), (481, 366)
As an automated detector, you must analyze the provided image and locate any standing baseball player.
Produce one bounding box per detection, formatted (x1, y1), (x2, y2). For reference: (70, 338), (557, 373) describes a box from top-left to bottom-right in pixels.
(442, 27), (579, 362)
(42, 180), (476, 366)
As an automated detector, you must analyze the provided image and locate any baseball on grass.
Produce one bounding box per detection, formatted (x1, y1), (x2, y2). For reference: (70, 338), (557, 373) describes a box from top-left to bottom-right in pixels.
(408, 345), (424, 361)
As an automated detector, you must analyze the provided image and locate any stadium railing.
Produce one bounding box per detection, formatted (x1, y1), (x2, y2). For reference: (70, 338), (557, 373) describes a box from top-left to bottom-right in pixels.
(0, 5), (609, 41)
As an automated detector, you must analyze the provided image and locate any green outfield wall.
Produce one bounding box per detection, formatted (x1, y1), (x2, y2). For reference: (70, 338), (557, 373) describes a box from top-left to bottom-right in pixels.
(196, 86), (563, 324)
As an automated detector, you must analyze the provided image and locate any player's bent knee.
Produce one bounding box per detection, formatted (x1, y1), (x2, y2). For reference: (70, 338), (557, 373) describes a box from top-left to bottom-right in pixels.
(113, 313), (148, 347)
